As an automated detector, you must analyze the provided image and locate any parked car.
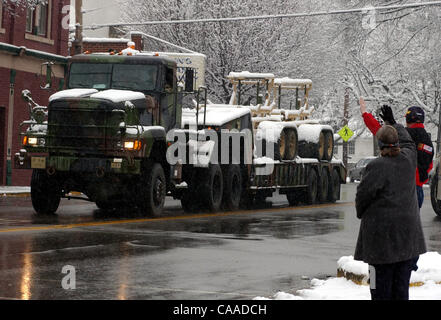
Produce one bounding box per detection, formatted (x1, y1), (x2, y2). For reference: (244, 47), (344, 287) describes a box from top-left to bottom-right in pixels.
(348, 157), (377, 182)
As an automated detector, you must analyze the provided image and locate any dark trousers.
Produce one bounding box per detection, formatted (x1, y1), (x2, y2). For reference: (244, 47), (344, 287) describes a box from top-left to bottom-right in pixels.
(416, 186), (424, 209)
(370, 257), (419, 300)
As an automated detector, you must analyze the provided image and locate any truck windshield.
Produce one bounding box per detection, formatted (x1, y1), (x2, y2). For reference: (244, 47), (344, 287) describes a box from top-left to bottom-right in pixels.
(69, 63), (158, 91)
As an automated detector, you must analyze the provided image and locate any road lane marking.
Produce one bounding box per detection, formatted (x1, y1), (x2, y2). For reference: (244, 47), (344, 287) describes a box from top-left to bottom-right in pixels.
(0, 202), (354, 234)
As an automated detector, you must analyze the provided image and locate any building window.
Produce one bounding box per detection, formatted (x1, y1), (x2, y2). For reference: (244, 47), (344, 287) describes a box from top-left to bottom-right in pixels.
(349, 140), (356, 155)
(26, 1), (49, 37)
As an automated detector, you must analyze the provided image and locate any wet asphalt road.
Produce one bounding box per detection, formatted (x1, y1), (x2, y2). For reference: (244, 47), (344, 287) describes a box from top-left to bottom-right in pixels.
(0, 184), (440, 300)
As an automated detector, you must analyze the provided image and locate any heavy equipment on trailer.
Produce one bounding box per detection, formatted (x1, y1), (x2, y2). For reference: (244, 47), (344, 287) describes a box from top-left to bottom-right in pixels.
(15, 44), (345, 216)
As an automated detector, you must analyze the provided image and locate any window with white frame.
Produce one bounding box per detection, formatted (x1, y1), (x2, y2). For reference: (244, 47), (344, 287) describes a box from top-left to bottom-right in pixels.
(26, 1), (50, 37)
(348, 140), (356, 155)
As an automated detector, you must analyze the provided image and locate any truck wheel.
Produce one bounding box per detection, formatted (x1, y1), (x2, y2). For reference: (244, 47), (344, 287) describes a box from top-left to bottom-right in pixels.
(285, 128), (298, 161)
(305, 169), (318, 205)
(200, 164), (224, 212)
(318, 168), (329, 203)
(31, 169), (61, 215)
(431, 173), (441, 217)
(324, 131), (334, 161)
(139, 162), (166, 217)
(328, 169), (341, 203)
(222, 165), (242, 211)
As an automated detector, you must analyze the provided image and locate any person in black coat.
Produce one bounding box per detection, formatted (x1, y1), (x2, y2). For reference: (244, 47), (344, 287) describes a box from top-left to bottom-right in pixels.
(355, 106), (427, 300)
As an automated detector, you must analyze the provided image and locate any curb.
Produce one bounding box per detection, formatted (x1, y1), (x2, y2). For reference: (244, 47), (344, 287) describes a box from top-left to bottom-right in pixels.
(337, 269), (441, 288)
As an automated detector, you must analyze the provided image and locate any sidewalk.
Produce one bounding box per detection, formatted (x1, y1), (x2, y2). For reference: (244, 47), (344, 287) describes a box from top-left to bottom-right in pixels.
(0, 186), (31, 197)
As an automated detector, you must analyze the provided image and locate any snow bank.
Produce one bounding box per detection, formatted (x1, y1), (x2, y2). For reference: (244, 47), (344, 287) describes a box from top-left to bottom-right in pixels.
(337, 252), (441, 285)
(255, 252), (441, 300)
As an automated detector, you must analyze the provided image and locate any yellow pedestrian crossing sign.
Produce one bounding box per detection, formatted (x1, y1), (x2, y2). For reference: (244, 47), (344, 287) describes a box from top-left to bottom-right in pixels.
(338, 125), (354, 142)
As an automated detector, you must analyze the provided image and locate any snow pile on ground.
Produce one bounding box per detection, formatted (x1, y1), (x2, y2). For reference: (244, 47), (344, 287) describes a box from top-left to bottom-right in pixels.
(255, 252), (441, 300)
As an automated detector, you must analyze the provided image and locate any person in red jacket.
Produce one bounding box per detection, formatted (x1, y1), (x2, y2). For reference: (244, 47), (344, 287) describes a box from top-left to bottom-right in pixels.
(360, 98), (434, 208)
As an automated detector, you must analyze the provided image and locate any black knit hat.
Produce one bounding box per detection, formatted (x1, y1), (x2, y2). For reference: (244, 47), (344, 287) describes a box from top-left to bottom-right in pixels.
(406, 106), (425, 124)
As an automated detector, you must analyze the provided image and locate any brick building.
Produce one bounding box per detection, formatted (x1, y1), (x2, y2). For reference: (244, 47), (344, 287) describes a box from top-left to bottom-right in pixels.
(0, 0), (70, 186)
(72, 33), (144, 55)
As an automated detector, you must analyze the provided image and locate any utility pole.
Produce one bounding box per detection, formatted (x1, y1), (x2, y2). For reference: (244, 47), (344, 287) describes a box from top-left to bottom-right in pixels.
(73, 0), (83, 55)
(343, 87), (350, 169)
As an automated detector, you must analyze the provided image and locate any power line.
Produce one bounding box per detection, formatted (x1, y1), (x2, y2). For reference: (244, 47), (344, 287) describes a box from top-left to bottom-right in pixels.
(84, 1), (441, 30)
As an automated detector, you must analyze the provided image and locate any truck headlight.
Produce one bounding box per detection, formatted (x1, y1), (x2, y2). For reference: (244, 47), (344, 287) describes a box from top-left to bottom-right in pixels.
(23, 136), (45, 147)
(124, 140), (142, 151)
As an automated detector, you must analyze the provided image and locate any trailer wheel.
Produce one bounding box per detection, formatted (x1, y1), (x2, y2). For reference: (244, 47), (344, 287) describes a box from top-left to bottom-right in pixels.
(324, 131), (334, 161)
(138, 162), (166, 217)
(305, 169), (318, 205)
(222, 165), (242, 211)
(328, 169), (341, 203)
(285, 128), (298, 160)
(318, 168), (329, 203)
(200, 164), (224, 212)
(31, 169), (61, 215)
(430, 172), (441, 217)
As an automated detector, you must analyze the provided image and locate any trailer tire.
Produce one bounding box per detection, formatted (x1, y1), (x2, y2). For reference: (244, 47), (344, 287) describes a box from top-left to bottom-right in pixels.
(222, 165), (242, 211)
(318, 168), (329, 203)
(31, 169), (61, 215)
(328, 169), (341, 203)
(305, 169), (318, 205)
(200, 164), (224, 212)
(430, 172), (441, 217)
(138, 162), (166, 217)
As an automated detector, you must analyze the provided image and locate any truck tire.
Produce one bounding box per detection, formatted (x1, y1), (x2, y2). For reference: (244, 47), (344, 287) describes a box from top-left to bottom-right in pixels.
(431, 172), (441, 217)
(324, 131), (334, 161)
(31, 169), (61, 215)
(305, 169), (318, 205)
(200, 164), (224, 212)
(285, 128), (298, 161)
(138, 162), (166, 217)
(222, 165), (242, 211)
(318, 168), (329, 203)
(328, 169), (341, 203)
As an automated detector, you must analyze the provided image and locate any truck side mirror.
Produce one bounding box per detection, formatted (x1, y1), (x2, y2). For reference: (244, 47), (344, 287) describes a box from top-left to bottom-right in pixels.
(185, 69), (195, 93)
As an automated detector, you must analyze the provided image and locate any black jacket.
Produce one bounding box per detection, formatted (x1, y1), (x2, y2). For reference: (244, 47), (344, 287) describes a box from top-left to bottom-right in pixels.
(355, 124), (427, 265)
(406, 125), (434, 184)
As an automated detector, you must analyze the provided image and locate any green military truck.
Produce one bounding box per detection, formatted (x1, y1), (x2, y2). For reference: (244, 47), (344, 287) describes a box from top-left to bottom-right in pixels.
(16, 52), (346, 216)
(16, 53), (199, 216)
